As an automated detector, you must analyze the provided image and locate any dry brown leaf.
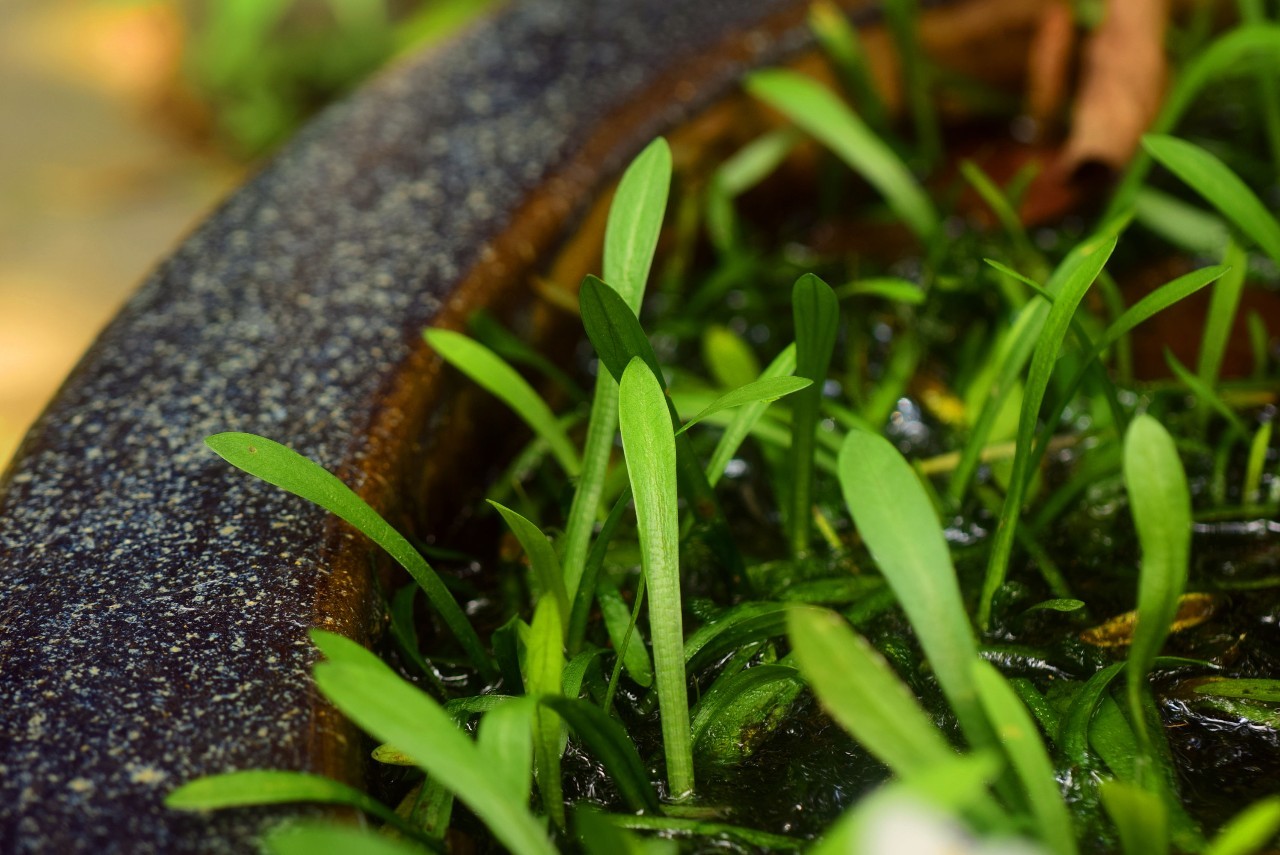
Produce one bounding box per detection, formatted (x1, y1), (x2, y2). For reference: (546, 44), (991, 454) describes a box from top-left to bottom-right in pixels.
(1080, 592), (1217, 648)
(1062, 0), (1170, 176)
(1026, 1), (1078, 135)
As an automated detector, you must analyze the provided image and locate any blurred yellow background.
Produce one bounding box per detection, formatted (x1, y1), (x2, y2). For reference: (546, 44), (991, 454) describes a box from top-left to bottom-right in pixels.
(0, 0), (495, 469)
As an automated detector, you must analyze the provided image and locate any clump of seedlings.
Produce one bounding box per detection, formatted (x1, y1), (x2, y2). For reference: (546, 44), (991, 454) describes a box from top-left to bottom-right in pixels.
(167, 8), (1280, 854)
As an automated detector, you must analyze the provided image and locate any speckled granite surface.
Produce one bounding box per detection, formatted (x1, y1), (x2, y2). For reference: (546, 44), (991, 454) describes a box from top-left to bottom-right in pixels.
(0, 0), (832, 850)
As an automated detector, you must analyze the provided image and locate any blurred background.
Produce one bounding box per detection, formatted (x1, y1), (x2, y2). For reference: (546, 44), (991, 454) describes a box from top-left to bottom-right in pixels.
(0, 0), (498, 467)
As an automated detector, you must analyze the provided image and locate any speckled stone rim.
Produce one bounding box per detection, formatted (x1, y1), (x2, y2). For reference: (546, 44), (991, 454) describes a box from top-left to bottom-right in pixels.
(0, 1), (1048, 851)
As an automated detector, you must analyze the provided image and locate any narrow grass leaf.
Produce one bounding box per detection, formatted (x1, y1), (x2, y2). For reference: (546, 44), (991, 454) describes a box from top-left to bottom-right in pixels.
(835, 276), (925, 304)
(979, 234), (1117, 629)
(618, 357), (693, 797)
(1025, 598), (1086, 614)
(1204, 796), (1280, 855)
(808, 0), (890, 131)
(788, 606), (958, 776)
(1123, 414), (1192, 746)
(707, 344), (797, 485)
(527, 596), (566, 829)
(702, 324), (762, 389)
(1246, 422), (1273, 505)
(424, 329), (579, 476)
(1199, 241), (1248, 391)
(166, 770), (420, 840)
(972, 660), (1077, 855)
(1134, 187), (1230, 255)
(683, 601), (789, 674)
(1143, 135), (1280, 266)
(605, 138), (671, 309)
(677, 377), (810, 435)
(608, 814), (804, 850)
(883, 0), (940, 164)
(263, 822), (430, 855)
(598, 580), (654, 688)
(576, 809), (669, 855)
(562, 647), (607, 700)
(1100, 780), (1169, 855)
(477, 697), (534, 806)
(838, 431), (990, 750)
(469, 309), (584, 401)
(1165, 349), (1250, 438)
(789, 274), (839, 555)
(746, 70), (938, 239)
(1194, 679), (1280, 703)
(489, 501), (569, 630)
(205, 433), (493, 680)
(542, 696), (660, 813)
(311, 661), (553, 854)
(580, 274), (663, 384)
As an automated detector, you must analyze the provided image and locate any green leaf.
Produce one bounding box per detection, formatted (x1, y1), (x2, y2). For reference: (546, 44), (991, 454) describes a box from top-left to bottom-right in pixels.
(677, 377), (810, 435)
(702, 324), (762, 390)
(808, 0), (890, 132)
(312, 656), (554, 855)
(165, 770), (418, 840)
(788, 606), (958, 776)
(683, 601), (789, 674)
(605, 138), (672, 310)
(263, 821), (430, 855)
(837, 431), (990, 751)
(526, 596), (566, 829)
(542, 696), (660, 813)
(204, 433), (493, 680)
(690, 663), (803, 764)
(834, 276), (926, 304)
(1204, 796), (1280, 855)
(972, 660), (1077, 855)
(596, 575), (653, 688)
(1198, 241), (1249, 391)
(1101, 780), (1169, 855)
(706, 344), (798, 486)
(477, 696), (535, 808)
(1024, 598), (1086, 614)
(1134, 187), (1230, 255)
(618, 357), (692, 797)
(1143, 135), (1280, 266)
(1165, 348), (1250, 437)
(979, 233), (1118, 629)
(579, 274), (664, 385)
(489, 501), (569, 630)
(1194, 679), (1280, 703)
(789, 273), (840, 555)
(424, 329), (579, 476)
(1123, 415), (1192, 747)
(746, 70), (938, 239)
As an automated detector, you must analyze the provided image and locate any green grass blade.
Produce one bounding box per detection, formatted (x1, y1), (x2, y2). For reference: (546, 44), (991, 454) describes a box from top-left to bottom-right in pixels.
(746, 70), (938, 239)
(166, 770), (420, 840)
(527, 596), (566, 829)
(1194, 678), (1280, 702)
(809, 0), (890, 132)
(204, 433), (494, 680)
(838, 430), (990, 749)
(689, 663), (803, 764)
(568, 491), (633, 654)
(562, 647), (606, 700)
(1165, 349), (1250, 438)
(477, 697), (535, 807)
(978, 234), (1117, 629)
(787, 606), (960, 775)
(1100, 780), (1169, 855)
(1199, 241), (1249, 391)
(683, 601), (789, 674)
(309, 637), (554, 855)
(605, 138), (671, 309)
(469, 309), (584, 402)
(972, 660), (1077, 855)
(599, 578), (654, 689)
(707, 344), (797, 486)
(1134, 187), (1230, 255)
(618, 357), (693, 797)
(1097, 266), (1229, 352)
(834, 276), (925, 304)
(263, 822), (431, 855)
(705, 130), (797, 252)
(883, 0), (939, 165)
(579, 274), (664, 385)
(676, 376), (810, 435)
(559, 141), (670, 606)
(489, 501), (569, 630)
(1246, 422), (1273, 505)
(702, 324), (762, 390)
(424, 329), (579, 476)
(1204, 795), (1280, 855)
(542, 696), (660, 813)
(1143, 135), (1280, 266)
(789, 274), (839, 556)
(1123, 415), (1192, 750)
